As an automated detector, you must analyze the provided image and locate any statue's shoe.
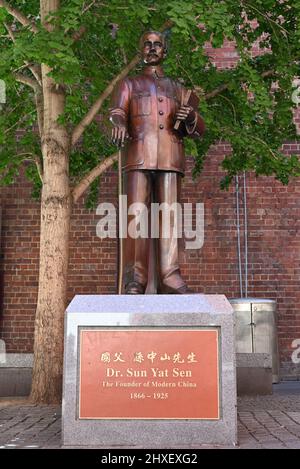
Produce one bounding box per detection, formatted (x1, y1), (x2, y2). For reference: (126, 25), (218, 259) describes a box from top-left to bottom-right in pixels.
(160, 284), (195, 294)
(125, 281), (145, 294)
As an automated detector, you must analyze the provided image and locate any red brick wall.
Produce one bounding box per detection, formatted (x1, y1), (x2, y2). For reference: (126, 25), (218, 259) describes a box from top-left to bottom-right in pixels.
(1, 145), (300, 378)
(0, 180), (39, 352)
(0, 39), (300, 379)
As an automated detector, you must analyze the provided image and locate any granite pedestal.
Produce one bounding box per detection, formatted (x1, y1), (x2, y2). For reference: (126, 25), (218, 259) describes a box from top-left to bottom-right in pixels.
(62, 294), (237, 447)
(0, 354), (33, 397)
(237, 353), (273, 396)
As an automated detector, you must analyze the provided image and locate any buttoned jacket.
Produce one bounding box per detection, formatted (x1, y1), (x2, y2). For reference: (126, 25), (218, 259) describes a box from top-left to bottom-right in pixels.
(110, 65), (205, 174)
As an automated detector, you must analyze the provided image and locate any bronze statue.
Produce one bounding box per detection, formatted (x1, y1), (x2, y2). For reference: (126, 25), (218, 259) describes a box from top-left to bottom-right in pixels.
(110, 31), (205, 294)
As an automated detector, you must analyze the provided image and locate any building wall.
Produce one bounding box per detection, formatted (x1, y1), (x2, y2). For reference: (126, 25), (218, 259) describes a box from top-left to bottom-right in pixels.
(1, 143), (300, 379)
(0, 38), (300, 379)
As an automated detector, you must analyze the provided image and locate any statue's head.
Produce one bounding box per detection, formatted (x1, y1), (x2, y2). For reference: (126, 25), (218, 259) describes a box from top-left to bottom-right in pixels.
(139, 31), (167, 66)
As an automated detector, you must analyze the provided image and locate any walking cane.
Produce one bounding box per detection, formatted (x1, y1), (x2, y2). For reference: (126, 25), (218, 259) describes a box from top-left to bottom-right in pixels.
(117, 145), (123, 294)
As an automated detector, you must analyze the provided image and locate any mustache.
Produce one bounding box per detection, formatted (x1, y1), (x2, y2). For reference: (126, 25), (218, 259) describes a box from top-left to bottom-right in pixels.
(143, 52), (160, 63)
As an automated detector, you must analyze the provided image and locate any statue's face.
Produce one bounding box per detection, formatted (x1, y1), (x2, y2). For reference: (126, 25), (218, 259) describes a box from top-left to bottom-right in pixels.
(142, 32), (165, 65)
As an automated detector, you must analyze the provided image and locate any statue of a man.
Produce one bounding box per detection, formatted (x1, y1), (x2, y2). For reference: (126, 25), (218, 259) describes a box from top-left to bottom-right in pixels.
(110, 31), (205, 294)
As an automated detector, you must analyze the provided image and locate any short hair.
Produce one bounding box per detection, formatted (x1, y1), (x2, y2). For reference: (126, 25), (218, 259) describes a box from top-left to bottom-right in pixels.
(139, 31), (167, 52)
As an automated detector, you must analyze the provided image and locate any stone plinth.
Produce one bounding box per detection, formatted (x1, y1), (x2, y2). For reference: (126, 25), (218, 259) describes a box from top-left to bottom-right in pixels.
(0, 354), (33, 397)
(237, 353), (273, 396)
(62, 294), (237, 447)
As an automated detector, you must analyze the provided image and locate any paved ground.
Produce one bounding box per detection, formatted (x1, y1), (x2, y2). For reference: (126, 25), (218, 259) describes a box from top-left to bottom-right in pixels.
(0, 382), (300, 449)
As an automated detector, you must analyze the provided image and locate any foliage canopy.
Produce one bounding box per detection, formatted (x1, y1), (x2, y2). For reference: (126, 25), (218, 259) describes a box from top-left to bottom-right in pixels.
(0, 0), (300, 198)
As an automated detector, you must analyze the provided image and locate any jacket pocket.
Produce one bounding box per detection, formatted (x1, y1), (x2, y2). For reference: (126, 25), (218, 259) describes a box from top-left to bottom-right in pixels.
(131, 92), (151, 117)
(166, 92), (180, 117)
(123, 138), (145, 169)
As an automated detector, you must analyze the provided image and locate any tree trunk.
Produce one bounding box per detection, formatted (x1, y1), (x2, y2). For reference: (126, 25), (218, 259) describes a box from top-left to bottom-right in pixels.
(30, 148), (71, 403)
(30, 0), (70, 403)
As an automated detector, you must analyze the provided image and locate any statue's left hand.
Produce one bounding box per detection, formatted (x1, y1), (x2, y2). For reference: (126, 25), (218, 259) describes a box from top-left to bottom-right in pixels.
(175, 105), (195, 123)
(111, 125), (129, 147)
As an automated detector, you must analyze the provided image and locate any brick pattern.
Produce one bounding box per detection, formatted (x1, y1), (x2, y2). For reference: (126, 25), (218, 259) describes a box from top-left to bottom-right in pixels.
(1, 146), (300, 378)
(1, 390), (300, 448)
(0, 41), (300, 379)
(0, 404), (61, 449)
(0, 180), (39, 352)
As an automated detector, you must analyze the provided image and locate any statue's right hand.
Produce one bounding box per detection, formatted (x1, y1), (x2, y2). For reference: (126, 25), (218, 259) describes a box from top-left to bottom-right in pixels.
(111, 126), (128, 147)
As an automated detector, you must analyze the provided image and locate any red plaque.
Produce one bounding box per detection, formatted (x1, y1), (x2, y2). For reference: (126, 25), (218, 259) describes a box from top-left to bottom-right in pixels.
(79, 328), (220, 420)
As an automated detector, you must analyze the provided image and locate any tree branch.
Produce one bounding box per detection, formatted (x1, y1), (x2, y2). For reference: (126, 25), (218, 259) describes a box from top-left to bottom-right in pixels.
(4, 22), (42, 86)
(4, 108), (37, 135)
(242, 1), (289, 36)
(15, 73), (40, 91)
(204, 69), (275, 100)
(71, 19), (174, 147)
(4, 20), (14, 41)
(71, 57), (140, 146)
(14, 153), (44, 183)
(0, 0), (38, 33)
(251, 136), (279, 160)
(34, 89), (44, 138)
(72, 152), (118, 203)
(82, 1), (97, 14)
(5, 21), (44, 138)
(14, 72), (44, 138)
(32, 156), (44, 183)
(204, 83), (230, 100)
(261, 70), (275, 79)
(29, 64), (42, 87)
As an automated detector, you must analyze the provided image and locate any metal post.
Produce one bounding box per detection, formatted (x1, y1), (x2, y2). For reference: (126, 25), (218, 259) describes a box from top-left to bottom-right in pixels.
(118, 147), (123, 294)
(235, 175), (243, 298)
(243, 171), (248, 298)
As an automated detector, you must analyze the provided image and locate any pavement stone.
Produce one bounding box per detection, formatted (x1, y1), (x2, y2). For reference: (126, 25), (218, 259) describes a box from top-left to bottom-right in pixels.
(0, 383), (299, 449)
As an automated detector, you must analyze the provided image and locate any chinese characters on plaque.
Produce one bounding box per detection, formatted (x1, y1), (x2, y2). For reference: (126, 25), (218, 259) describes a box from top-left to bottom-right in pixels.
(100, 351), (198, 364)
(79, 329), (220, 420)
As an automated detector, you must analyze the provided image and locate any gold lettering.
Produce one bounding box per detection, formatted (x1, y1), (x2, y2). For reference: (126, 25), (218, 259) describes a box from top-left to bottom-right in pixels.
(151, 368), (169, 378)
(126, 368), (147, 377)
(172, 368), (192, 377)
(106, 368), (122, 377)
(178, 381), (197, 388)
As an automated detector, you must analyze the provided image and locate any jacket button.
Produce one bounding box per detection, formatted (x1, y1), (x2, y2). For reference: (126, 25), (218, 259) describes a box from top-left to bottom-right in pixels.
(159, 124), (164, 129)
(158, 97), (163, 102)
(159, 111), (164, 115)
